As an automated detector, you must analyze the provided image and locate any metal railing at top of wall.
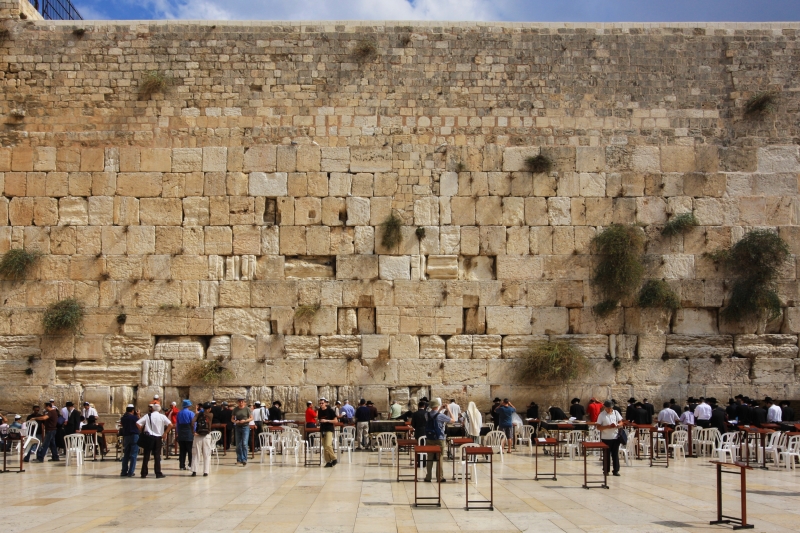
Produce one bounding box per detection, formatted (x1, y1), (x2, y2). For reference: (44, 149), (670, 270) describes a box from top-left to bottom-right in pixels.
(32, 0), (83, 20)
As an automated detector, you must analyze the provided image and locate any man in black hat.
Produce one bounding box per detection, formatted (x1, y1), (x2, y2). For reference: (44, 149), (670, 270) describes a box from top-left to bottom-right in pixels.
(625, 398), (638, 423)
(268, 400), (283, 421)
(725, 398), (738, 420)
(780, 400), (795, 422)
(709, 399), (727, 436)
(64, 402), (82, 435)
(751, 400), (767, 426)
(736, 397), (753, 425)
(641, 398), (654, 424)
(490, 397), (502, 425)
(569, 398), (585, 420)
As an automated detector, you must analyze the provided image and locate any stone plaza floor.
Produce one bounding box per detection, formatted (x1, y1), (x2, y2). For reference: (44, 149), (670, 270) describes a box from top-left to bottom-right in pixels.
(3, 446), (799, 533)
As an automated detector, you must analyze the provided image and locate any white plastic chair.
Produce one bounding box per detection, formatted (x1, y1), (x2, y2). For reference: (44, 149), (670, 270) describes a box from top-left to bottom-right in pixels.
(483, 430), (507, 463)
(516, 425), (534, 451)
(376, 432), (397, 467)
(455, 443), (480, 483)
(779, 436), (800, 470)
(83, 431), (99, 460)
(620, 429), (636, 467)
(669, 430), (688, 461)
(566, 430), (584, 461)
(64, 434), (85, 466)
(209, 430), (222, 466)
(338, 427), (355, 463)
(760, 431), (782, 464)
(713, 432), (739, 462)
(416, 436), (427, 467)
(770, 432), (789, 466)
(259, 432), (276, 465)
(282, 433), (305, 465)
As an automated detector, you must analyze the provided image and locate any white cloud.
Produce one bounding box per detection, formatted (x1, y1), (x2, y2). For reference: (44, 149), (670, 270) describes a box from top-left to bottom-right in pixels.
(143, 0), (499, 21)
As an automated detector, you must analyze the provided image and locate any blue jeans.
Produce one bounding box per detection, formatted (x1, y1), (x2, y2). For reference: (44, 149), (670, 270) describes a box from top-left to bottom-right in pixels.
(36, 430), (58, 461)
(122, 434), (139, 475)
(235, 426), (250, 463)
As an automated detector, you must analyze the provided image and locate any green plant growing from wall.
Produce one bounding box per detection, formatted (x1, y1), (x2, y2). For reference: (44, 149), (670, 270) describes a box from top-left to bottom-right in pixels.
(638, 279), (681, 310)
(295, 303), (320, 319)
(415, 227), (426, 241)
(744, 92), (777, 117)
(0, 248), (42, 280)
(186, 358), (233, 385)
(139, 71), (168, 99)
(591, 224), (645, 316)
(524, 154), (552, 173)
(661, 213), (698, 237)
(516, 340), (589, 383)
(381, 211), (403, 250)
(454, 161), (466, 172)
(43, 298), (85, 335)
(709, 230), (789, 323)
(352, 40), (378, 62)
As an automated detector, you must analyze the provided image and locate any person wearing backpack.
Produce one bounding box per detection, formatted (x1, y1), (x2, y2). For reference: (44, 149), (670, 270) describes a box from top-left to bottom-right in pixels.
(423, 399), (454, 483)
(191, 403), (214, 477)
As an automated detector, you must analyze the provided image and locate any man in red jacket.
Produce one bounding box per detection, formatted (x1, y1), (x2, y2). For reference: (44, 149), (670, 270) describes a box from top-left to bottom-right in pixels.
(586, 398), (602, 423)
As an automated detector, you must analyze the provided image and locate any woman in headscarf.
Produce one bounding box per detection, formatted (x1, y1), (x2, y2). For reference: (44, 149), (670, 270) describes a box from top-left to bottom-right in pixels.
(462, 402), (483, 443)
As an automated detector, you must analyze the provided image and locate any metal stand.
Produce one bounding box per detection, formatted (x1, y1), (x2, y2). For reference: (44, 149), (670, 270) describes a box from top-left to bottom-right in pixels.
(1, 434), (25, 473)
(304, 429), (321, 467)
(582, 442), (608, 489)
(533, 437), (557, 481)
(649, 427), (670, 468)
(464, 447), (493, 511)
(709, 461), (754, 530)
(414, 445), (442, 507)
(396, 438), (416, 482)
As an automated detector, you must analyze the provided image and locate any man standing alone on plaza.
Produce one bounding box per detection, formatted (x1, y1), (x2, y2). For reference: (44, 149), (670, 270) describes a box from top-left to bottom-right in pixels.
(423, 399), (454, 483)
(233, 397), (252, 466)
(596, 400), (623, 477)
(317, 398), (338, 467)
(495, 399), (516, 454)
(176, 399), (195, 471)
(137, 404), (172, 479)
(355, 399), (372, 450)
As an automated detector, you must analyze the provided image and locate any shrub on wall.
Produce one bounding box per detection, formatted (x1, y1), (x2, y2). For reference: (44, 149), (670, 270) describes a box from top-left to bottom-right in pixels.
(661, 213), (698, 237)
(710, 230), (789, 322)
(186, 358), (233, 385)
(744, 92), (777, 117)
(638, 279), (680, 310)
(524, 154), (552, 173)
(516, 340), (589, 383)
(591, 224), (645, 316)
(139, 71), (168, 99)
(0, 248), (41, 280)
(381, 212), (403, 250)
(43, 298), (85, 335)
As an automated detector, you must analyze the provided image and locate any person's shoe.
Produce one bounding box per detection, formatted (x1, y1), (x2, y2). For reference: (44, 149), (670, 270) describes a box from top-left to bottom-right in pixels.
(325, 462), (333, 467)
(120, 472), (127, 477)
(180, 466), (186, 470)
(37, 459), (45, 463)
(439, 479), (447, 483)
(331, 460), (338, 466)
(424, 478), (431, 483)
(49, 458), (60, 462)
(242, 462), (246, 467)
(191, 472), (196, 477)
(23, 458), (30, 463)
(155, 474), (165, 479)
(612, 472), (620, 477)
(140, 475), (147, 478)
(127, 473), (135, 477)
(203, 473), (208, 476)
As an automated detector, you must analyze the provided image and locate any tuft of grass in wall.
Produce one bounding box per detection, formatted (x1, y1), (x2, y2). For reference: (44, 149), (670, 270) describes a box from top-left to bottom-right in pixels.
(43, 298), (85, 335)
(454, 161), (467, 172)
(638, 279), (681, 310)
(612, 358), (622, 369)
(591, 224), (645, 316)
(744, 92), (777, 117)
(381, 212), (403, 250)
(516, 340), (589, 383)
(25, 367), (34, 376)
(73, 28), (86, 38)
(0, 248), (42, 280)
(159, 303), (180, 311)
(0, 29), (9, 46)
(352, 40), (378, 62)
(139, 71), (168, 100)
(399, 34), (412, 47)
(116, 313), (127, 325)
(186, 358), (233, 385)
(711, 230), (789, 323)
(661, 213), (698, 237)
(415, 227), (426, 241)
(661, 352), (670, 361)
(524, 154), (553, 174)
(295, 303), (320, 320)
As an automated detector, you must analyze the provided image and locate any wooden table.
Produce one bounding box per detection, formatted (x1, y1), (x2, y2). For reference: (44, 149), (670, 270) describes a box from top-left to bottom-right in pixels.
(103, 429), (121, 461)
(709, 461), (754, 530)
(396, 438), (417, 482)
(448, 437), (473, 461)
(414, 445), (442, 507)
(533, 437), (557, 481)
(464, 447), (493, 511)
(582, 441), (609, 489)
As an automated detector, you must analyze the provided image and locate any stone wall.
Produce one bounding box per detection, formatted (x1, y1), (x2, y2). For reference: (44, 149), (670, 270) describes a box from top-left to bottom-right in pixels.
(1, 13), (800, 417)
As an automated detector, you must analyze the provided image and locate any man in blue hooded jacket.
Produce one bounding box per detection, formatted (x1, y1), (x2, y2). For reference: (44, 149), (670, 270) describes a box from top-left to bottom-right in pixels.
(176, 399), (195, 471)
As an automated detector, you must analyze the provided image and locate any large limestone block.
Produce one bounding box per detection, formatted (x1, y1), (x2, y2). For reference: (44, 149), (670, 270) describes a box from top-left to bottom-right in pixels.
(459, 256), (494, 281)
(673, 309), (718, 334)
(496, 255), (541, 280)
(638, 335), (667, 359)
(576, 147), (606, 173)
(348, 359), (398, 386)
(214, 308), (271, 336)
(550, 334), (609, 358)
(319, 335), (360, 359)
(64, 362), (143, 387)
(472, 335), (502, 359)
(734, 334), (799, 358)
(531, 308), (569, 335)
(284, 257), (334, 279)
(617, 359), (688, 385)
(172, 148), (203, 172)
(426, 255), (458, 280)
(486, 307), (532, 335)
(320, 147), (349, 172)
(141, 360), (171, 387)
(502, 147), (539, 172)
(0, 359), (55, 386)
(284, 336), (319, 359)
(757, 146), (799, 173)
(140, 198), (182, 226)
(624, 308), (672, 334)
(346, 196), (371, 226)
(379, 255), (410, 280)
(446, 335), (472, 359)
(391, 334), (419, 359)
(264, 360), (305, 386)
(0, 335), (41, 359)
(665, 335), (733, 358)
(689, 358), (750, 385)
(661, 146), (696, 172)
(547, 197), (571, 225)
(397, 360), (443, 385)
(249, 172), (288, 196)
(116, 173), (162, 197)
(103, 334), (154, 360)
(442, 360), (488, 385)
(362, 335), (390, 359)
(336, 255), (379, 280)
(154, 336), (205, 360)
(207, 335), (231, 360)
(350, 146), (392, 172)
(58, 196), (88, 225)
(752, 358), (794, 383)
(251, 281), (298, 307)
(501, 335), (548, 359)
(306, 359), (349, 386)
(294, 306), (337, 336)
(243, 146), (277, 173)
(419, 335), (445, 359)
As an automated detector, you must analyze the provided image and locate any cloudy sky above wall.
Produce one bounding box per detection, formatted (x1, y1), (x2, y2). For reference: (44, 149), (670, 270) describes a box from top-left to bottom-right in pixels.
(74, 0), (800, 22)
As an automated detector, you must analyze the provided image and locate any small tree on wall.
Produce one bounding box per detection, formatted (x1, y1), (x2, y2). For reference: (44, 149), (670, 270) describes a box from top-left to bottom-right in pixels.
(590, 224), (645, 316)
(516, 340), (589, 383)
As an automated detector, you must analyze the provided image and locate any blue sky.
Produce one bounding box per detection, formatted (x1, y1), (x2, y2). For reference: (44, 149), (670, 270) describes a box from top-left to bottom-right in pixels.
(72, 0), (800, 22)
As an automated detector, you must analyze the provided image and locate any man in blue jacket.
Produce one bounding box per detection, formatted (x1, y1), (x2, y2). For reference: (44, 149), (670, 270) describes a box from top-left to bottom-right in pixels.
(176, 399), (195, 471)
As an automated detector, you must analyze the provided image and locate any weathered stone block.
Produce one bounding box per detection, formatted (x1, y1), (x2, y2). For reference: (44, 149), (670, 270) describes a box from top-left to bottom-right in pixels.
(214, 308), (271, 336)
(665, 335), (733, 358)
